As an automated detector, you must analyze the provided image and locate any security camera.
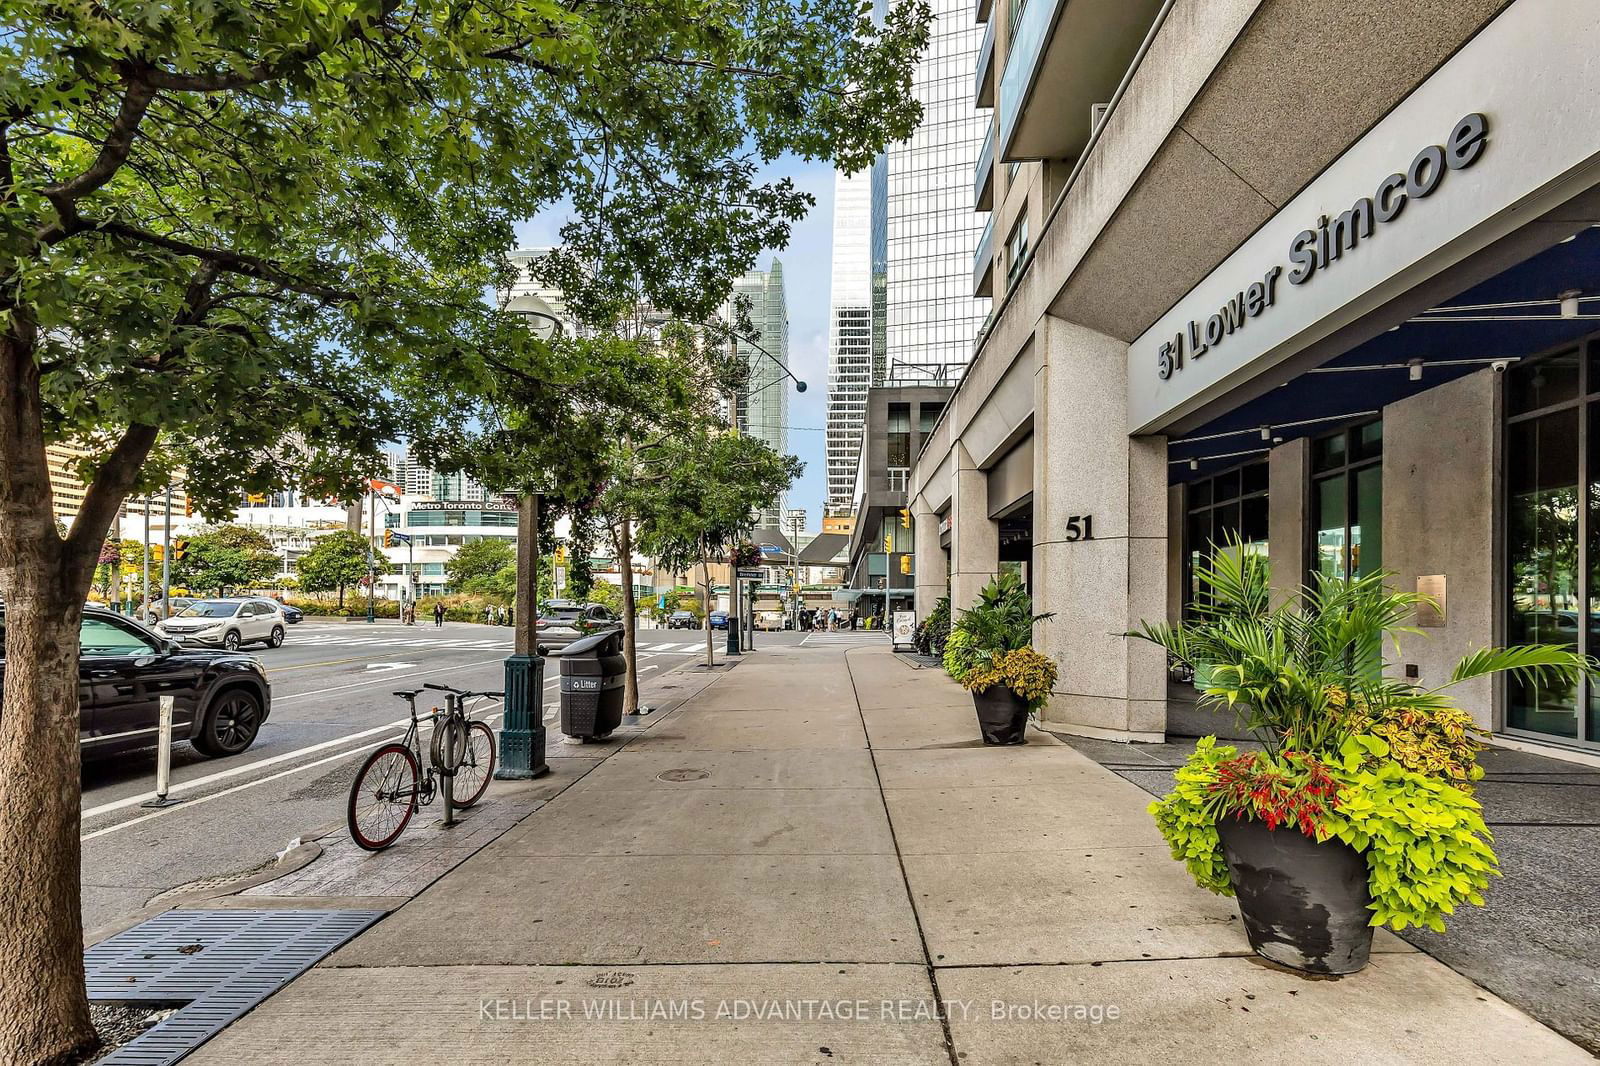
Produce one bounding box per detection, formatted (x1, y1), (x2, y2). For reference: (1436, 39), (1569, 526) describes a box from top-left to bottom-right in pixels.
(1491, 359), (1511, 374)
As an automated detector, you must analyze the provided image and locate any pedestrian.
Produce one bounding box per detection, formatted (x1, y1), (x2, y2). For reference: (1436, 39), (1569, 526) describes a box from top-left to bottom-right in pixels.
(434, 602), (445, 627)
(850, 609), (858, 631)
(506, 604), (514, 629)
(484, 603), (493, 626)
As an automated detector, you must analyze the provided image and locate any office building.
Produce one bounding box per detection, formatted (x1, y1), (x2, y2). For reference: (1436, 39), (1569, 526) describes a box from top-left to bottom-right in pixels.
(825, 166), (885, 514)
(884, 0), (990, 385)
(727, 261), (790, 525)
(912, 0), (1600, 757)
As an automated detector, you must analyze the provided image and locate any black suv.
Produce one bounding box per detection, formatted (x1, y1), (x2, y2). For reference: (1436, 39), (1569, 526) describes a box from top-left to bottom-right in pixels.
(0, 606), (272, 758)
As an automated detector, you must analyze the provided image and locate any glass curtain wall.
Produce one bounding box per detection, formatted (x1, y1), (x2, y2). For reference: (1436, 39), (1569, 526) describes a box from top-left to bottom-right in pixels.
(1183, 458), (1268, 618)
(1311, 421), (1383, 582)
(1505, 345), (1596, 745)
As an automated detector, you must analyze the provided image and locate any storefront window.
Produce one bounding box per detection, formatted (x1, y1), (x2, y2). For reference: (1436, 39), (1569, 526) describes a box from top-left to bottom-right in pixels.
(1505, 347), (1589, 743)
(1183, 459), (1268, 618)
(1310, 420), (1382, 581)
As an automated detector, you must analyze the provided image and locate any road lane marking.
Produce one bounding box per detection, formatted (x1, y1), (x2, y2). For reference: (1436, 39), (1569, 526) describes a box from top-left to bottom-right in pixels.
(83, 703), (503, 841)
(266, 658), (362, 673)
(81, 655), (512, 818)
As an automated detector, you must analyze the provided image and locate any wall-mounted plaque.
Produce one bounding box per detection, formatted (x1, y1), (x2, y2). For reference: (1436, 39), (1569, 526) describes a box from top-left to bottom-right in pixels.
(1417, 575), (1446, 627)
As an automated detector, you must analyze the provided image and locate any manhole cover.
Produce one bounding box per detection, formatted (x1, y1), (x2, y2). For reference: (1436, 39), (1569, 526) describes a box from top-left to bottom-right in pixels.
(657, 768), (710, 782)
(588, 971), (636, 988)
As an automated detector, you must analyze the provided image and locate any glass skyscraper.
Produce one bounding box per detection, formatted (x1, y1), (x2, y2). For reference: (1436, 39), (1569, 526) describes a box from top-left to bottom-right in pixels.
(728, 261), (789, 526)
(825, 164), (885, 514)
(885, 0), (989, 383)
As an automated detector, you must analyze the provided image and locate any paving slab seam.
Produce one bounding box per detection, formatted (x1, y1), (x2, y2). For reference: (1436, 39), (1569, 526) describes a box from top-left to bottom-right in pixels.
(843, 645), (961, 1066)
(316, 958), (943, 970)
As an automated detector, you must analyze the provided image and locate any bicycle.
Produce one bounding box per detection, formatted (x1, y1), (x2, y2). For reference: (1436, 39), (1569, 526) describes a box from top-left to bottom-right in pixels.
(346, 682), (501, 851)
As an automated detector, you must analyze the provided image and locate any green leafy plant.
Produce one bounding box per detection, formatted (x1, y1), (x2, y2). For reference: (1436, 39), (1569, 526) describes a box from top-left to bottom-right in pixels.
(1328, 688), (1490, 790)
(915, 595), (951, 656)
(943, 627), (979, 683)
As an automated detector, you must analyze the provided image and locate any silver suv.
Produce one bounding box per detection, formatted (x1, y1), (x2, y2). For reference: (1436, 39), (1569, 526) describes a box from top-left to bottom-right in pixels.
(157, 597), (287, 650)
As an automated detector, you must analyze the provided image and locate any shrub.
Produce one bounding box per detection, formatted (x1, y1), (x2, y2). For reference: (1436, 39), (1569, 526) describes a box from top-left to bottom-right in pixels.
(914, 595), (951, 656)
(943, 627), (978, 683)
(1329, 687), (1489, 790)
(960, 647), (1058, 712)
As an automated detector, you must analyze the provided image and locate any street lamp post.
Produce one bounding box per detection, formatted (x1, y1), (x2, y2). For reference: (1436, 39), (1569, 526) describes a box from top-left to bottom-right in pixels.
(496, 491), (550, 779)
(495, 290), (562, 779)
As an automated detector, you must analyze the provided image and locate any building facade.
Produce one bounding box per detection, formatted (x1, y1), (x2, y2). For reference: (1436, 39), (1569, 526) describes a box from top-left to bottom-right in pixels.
(727, 261), (790, 525)
(884, 0), (990, 386)
(825, 167), (882, 514)
(911, 0), (1600, 757)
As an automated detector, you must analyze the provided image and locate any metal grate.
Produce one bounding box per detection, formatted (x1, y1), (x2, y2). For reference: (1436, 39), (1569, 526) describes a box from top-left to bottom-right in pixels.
(86, 909), (383, 1064)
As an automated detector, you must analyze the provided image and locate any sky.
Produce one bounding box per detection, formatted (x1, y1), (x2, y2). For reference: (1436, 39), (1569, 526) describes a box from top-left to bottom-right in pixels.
(514, 155), (838, 532)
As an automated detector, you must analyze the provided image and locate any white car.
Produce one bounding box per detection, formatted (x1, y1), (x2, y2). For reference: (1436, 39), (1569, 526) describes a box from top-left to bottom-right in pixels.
(157, 597), (287, 651)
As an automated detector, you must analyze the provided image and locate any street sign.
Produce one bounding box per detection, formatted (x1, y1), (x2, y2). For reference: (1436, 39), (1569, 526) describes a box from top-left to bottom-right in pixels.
(892, 611), (916, 648)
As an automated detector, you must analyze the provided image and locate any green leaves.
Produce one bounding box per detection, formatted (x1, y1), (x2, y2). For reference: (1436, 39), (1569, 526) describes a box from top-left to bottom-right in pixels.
(295, 529), (375, 603)
(172, 523), (281, 594)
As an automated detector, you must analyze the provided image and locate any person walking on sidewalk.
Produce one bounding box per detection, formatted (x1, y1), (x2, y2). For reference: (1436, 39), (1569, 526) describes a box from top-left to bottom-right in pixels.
(433, 601), (445, 627)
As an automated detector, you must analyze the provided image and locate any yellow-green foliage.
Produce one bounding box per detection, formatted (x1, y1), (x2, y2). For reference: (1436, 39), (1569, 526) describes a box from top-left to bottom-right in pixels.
(943, 627), (978, 682)
(1329, 687), (1488, 790)
(1148, 737), (1236, 896)
(1324, 760), (1499, 933)
(960, 647), (1058, 711)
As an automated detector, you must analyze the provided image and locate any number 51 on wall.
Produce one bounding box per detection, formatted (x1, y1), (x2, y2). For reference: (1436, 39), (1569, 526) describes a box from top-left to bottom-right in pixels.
(1064, 515), (1095, 542)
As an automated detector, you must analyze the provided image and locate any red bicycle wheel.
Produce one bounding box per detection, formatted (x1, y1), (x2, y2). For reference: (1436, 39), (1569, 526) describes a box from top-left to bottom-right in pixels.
(452, 721), (496, 808)
(348, 743), (419, 851)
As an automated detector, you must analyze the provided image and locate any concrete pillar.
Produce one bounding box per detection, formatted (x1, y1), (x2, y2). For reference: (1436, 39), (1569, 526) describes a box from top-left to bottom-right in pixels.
(949, 441), (999, 613)
(912, 493), (947, 617)
(1267, 437), (1309, 607)
(1382, 370), (1498, 729)
(1031, 315), (1168, 743)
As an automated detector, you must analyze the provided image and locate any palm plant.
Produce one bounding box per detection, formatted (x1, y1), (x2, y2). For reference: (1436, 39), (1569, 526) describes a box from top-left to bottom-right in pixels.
(1131, 555), (1592, 759)
(957, 572), (1052, 674)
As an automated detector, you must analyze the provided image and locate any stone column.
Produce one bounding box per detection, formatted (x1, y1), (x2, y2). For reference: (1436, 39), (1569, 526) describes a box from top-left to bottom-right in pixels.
(1267, 437), (1309, 608)
(912, 493), (947, 618)
(1031, 315), (1168, 743)
(949, 441), (999, 613)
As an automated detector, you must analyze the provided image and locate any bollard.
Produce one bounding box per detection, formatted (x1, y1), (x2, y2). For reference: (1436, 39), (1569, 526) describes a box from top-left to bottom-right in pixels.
(140, 696), (183, 808)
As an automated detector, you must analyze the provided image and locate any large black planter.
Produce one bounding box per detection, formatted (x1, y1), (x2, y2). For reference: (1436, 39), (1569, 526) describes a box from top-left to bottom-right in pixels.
(971, 687), (1028, 745)
(1215, 816), (1374, 975)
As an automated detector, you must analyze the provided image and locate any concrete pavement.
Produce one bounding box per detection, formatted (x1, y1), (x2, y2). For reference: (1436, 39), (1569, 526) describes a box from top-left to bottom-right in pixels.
(184, 645), (1591, 1064)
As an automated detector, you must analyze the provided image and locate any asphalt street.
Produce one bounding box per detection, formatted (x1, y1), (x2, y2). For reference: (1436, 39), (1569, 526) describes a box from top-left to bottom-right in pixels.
(79, 620), (808, 933)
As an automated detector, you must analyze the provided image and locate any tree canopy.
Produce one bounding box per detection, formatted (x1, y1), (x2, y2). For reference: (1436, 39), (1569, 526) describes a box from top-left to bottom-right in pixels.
(295, 529), (374, 607)
(171, 524), (280, 594)
(446, 538), (515, 593)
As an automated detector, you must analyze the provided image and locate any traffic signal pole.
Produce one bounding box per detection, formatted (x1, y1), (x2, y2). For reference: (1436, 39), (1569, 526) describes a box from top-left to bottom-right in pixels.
(366, 487), (376, 623)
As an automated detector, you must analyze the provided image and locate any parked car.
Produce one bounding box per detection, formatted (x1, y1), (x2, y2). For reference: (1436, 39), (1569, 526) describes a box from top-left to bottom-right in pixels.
(143, 596), (196, 625)
(708, 610), (729, 630)
(157, 597), (287, 650)
(667, 610), (698, 630)
(276, 602), (304, 624)
(536, 602), (621, 651)
(0, 606), (272, 758)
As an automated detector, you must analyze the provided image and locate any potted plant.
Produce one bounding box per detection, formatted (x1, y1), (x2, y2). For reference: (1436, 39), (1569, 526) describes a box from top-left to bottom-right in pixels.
(1132, 567), (1589, 975)
(951, 573), (1057, 744)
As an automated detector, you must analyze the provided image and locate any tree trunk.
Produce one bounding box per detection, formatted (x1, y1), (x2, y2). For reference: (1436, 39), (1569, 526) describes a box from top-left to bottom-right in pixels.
(616, 517), (639, 714)
(700, 535), (714, 669)
(0, 328), (97, 1062)
(337, 583), (345, 609)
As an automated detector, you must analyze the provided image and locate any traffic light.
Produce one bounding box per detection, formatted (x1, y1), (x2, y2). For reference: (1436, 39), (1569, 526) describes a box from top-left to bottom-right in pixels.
(183, 496), (193, 517)
(899, 508), (911, 529)
(900, 555), (912, 575)
(554, 545), (567, 565)
(383, 529), (394, 548)
(173, 539), (189, 561)
(151, 544), (163, 562)
(883, 531), (892, 554)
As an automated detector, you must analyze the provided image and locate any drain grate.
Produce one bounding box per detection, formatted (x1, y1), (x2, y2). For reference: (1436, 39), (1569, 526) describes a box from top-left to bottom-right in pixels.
(85, 909), (383, 1064)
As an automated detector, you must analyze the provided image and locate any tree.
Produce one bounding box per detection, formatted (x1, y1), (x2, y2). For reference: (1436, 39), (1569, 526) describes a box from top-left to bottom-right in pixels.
(296, 530), (374, 609)
(587, 580), (624, 615)
(172, 525), (280, 595)
(625, 429), (802, 668)
(447, 539), (516, 596)
(91, 539), (144, 601)
(0, 3), (928, 1058)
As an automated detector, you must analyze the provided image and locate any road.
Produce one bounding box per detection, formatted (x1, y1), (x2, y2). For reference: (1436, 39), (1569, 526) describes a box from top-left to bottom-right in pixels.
(79, 620), (806, 933)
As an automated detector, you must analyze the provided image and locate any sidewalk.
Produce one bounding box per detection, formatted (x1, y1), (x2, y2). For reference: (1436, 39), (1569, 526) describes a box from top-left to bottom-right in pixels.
(187, 646), (1591, 1064)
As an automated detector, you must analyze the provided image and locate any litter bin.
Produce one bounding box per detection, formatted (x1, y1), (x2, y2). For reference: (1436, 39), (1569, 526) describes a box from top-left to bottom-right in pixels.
(551, 628), (626, 740)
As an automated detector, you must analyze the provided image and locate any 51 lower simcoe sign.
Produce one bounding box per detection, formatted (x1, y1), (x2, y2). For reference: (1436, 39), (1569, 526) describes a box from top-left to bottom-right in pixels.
(1155, 114), (1488, 382)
